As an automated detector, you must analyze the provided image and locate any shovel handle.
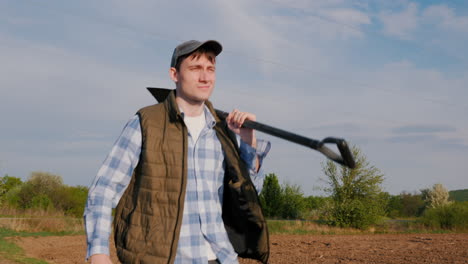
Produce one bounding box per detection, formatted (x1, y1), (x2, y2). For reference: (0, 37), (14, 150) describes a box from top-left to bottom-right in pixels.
(215, 110), (356, 169)
(146, 87), (356, 169)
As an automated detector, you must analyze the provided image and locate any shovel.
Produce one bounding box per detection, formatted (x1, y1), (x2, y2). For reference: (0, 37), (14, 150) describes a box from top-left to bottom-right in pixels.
(147, 87), (356, 169)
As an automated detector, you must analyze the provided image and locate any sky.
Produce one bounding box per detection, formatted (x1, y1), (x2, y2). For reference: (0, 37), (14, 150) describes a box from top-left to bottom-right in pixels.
(1, 0), (467, 195)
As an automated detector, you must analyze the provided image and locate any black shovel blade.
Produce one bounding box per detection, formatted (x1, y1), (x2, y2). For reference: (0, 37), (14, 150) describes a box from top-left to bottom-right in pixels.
(147, 87), (172, 103)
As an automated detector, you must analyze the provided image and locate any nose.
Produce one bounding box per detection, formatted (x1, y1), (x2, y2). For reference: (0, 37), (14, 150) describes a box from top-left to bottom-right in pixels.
(199, 69), (207, 82)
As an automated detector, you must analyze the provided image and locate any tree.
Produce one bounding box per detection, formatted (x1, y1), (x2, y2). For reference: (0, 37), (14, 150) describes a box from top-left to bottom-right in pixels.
(321, 146), (385, 229)
(424, 183), (451, 209)
(303, 195), (330, 220)
(385, 194), (403, 218)
(399, 191), (425, 217)
(28, 171), (63, 195)
(15, 171), (63, 209)
(259, 174), (309, 219)
(53, 185), (88, 217)
(259, 173), (283, 218)
(280, 183), (307, 219)
(0, 175), (23, 197)
(1, 171), (88, 216)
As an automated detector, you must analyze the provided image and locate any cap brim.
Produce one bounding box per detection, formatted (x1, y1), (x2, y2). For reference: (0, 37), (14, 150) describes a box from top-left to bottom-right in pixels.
(199, 40), (222, 56)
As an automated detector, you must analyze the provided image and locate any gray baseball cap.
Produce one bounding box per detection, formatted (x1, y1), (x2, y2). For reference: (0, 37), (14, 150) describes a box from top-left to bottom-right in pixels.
(170, 40), (223, 67)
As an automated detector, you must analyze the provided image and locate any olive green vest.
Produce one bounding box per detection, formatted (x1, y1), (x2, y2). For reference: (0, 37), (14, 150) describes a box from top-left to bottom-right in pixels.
(113, 91), (269, 264)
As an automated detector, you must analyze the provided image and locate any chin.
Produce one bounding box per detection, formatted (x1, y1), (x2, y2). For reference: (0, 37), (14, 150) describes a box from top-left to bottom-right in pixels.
(195, 91), (213, 101)
(188, 95), (210, 103)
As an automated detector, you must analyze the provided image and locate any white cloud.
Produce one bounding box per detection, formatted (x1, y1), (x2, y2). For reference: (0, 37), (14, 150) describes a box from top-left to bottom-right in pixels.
(269, 0), (346, 9)
(325, 8), (371, 26)
(0, 32), (161, 122)
(379, 2), (419, 40)
(378, 2), (468, 50)
(423, 5), (468, 33)
(318, 8), (371, 38)
(265, 0), (372, 39)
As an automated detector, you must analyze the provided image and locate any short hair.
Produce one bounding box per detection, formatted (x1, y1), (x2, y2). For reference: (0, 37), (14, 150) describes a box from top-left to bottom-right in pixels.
(174, 47), (216, 71)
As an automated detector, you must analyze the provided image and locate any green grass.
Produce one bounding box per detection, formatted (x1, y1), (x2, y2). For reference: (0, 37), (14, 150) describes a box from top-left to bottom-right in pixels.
(0, 228), (80, 264)
(267, 219), (364, 235)
(267, 218), (465, 235)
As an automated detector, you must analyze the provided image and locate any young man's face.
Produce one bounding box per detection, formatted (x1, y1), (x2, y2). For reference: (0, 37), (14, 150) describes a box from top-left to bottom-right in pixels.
(171, 52), (216, 104)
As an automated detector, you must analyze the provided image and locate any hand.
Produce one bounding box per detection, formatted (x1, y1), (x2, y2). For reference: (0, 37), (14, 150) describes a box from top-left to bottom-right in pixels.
(90, 254), (113, 264)
(226, 109), (257, 148)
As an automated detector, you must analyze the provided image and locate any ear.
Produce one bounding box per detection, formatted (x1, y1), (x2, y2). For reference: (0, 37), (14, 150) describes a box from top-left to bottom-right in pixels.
(169, 67), (178, 83)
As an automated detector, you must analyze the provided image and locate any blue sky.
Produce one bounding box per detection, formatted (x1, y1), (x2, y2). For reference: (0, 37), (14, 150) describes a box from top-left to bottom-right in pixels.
(1, 0), (467, 195)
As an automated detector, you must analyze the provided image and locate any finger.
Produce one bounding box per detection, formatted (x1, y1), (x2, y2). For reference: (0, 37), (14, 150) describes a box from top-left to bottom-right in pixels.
(226, 110), (234, 123)
(230, 110), (242, 126)
(235, 111), (243, 124)
(237, 112), (248, 127)
(227, 109), (239, 122)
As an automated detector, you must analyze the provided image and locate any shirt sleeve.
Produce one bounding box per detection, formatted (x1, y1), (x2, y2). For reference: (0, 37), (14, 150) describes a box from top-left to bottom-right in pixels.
(238, 137), (271, 194)
(83, 115), (142, 259)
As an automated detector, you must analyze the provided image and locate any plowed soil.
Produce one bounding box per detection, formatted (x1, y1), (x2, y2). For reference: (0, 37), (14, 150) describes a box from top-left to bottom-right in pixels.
(10, 233), (468, 263)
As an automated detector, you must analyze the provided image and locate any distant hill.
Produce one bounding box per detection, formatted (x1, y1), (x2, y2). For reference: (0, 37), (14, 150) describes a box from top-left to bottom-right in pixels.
(449, 189), (468, 202)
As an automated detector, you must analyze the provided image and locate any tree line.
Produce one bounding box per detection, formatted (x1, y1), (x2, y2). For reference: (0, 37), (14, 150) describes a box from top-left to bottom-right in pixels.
(260, 147), (467, 230)
(1, 146), (466, 230)
(0, 172), (87, 217)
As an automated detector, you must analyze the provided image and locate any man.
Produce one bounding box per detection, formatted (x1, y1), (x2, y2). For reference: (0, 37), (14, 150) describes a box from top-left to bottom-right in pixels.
(84, 40), (271, 264)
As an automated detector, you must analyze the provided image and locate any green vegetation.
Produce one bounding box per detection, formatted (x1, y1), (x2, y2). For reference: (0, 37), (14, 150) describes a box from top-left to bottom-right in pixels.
(266, 220), (363, 235)
(449, 189), (468, 202)
(321, 146), (385, 229)
(259, 150), (467, 232)
(421, 184), (452, 209)
(259, 173), (313, 219)
(385, 191), (425, 218)
(259, 173), (283, 217)
(0, 172), (88, 218)
(420, 202), (468, 231)
(266, 219), (459, 235)
(0, 165), (465, 242)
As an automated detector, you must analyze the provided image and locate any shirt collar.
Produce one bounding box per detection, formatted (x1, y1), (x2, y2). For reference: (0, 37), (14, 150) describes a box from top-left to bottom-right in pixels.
(179, 105), (216, 129)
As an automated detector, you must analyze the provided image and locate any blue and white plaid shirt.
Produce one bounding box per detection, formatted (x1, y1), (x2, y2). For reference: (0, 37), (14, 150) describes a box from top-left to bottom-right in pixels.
(84, 107), (271, 263)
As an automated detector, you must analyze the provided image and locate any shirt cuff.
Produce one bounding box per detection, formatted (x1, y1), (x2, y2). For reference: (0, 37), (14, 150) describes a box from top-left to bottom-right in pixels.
(87, 241), (111, 260)
(255, 139), (271, 169)
(239, 139), (271, 171)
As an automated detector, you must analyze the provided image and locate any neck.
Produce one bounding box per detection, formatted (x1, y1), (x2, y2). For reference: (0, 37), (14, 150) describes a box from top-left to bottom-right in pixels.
(175, 96), (205, 117)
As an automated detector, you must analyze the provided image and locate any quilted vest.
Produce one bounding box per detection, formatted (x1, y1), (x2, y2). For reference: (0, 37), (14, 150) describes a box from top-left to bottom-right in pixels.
(113, 91), (269, 264)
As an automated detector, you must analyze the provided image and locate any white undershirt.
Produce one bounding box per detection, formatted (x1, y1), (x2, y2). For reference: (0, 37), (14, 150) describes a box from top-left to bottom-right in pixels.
(183, 113), (206, 142)
(183, 112), (217, 260)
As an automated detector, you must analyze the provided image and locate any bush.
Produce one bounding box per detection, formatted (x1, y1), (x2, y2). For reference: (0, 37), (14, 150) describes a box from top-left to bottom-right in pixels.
(1, 171), (88, 217)
(280, 183), (307, 219)
(259, 173), (283, 218)
(0, 175), (23, 198)
(321, 146), (386, 229)
(4, 185), (22, 208)
(421, 202), (468, 231)
(259, 174), (309, 219)
(399, 191), (425, 217)
(53, 185), (88, 217)
(303, 196), (330, 220)
(323, 198), (383, 229)
(30, 194), (53, 210)
(422, 183), (451, 209)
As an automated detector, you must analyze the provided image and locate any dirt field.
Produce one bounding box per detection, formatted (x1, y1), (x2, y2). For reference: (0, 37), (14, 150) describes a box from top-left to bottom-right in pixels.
(10, 233), (468, 263)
